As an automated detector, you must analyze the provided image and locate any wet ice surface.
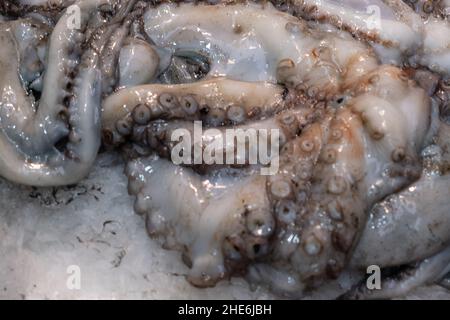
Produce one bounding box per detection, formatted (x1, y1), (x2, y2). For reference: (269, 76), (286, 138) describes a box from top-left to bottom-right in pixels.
(0, 152), (448, 300)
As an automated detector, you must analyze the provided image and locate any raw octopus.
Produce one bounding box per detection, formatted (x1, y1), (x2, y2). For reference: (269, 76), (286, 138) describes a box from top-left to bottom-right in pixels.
(0, 0), (449, 299)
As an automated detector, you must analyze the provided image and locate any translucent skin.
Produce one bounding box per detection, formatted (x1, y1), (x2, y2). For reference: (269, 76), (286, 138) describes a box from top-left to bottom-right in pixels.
(291, 0), (450, 77)
(0, 0), (111, 186)
(0, 0), (448, 299)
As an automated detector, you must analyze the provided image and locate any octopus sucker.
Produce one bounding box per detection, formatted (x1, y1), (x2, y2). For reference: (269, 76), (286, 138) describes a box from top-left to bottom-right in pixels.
(0, 0), (449, 300)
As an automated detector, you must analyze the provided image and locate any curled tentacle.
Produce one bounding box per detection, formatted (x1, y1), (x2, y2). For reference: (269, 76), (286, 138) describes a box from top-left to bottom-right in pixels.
(0, 0), (112, 186)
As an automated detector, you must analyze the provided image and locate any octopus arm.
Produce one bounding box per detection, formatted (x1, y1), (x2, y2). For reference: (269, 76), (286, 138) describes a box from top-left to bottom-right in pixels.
(126, 156), (273, 287)
(121, 107), (318, 166)
(101, 78), (287, 145)
(0, 25), (65, 154)
(35, 0), (107, 148)
(294, 0), (421, 50)
(291, 0), (450, 76)
(0, 54), (101, 186)
(350, 168), (450, 269)
(383, 0), (450, 76)
(0, 0), (111, 186)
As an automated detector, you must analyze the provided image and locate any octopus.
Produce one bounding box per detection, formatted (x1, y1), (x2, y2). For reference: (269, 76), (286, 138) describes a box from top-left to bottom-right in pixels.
(0, 0), (449, 299)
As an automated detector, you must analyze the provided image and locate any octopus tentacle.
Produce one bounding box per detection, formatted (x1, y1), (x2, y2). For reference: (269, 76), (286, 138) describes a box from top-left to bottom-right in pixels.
(382, 0), (450, 75)
(0, 18), (51, 149)
(351, 174), (450, 268)
(246, 263), (306, 297)
(288, 0), (450, 76)
(7, 17), (50, 85)
(268, 110), (365, 283)
(288, 0), (421, 51)
(21, 0), (110, 153)
(126, 156), (274, 287)
(101, 78), (288, 145)
(0, 0), (111, 186)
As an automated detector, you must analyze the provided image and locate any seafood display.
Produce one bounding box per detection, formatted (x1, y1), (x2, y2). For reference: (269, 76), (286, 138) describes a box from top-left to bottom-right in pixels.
(0, 0), (449, 299)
